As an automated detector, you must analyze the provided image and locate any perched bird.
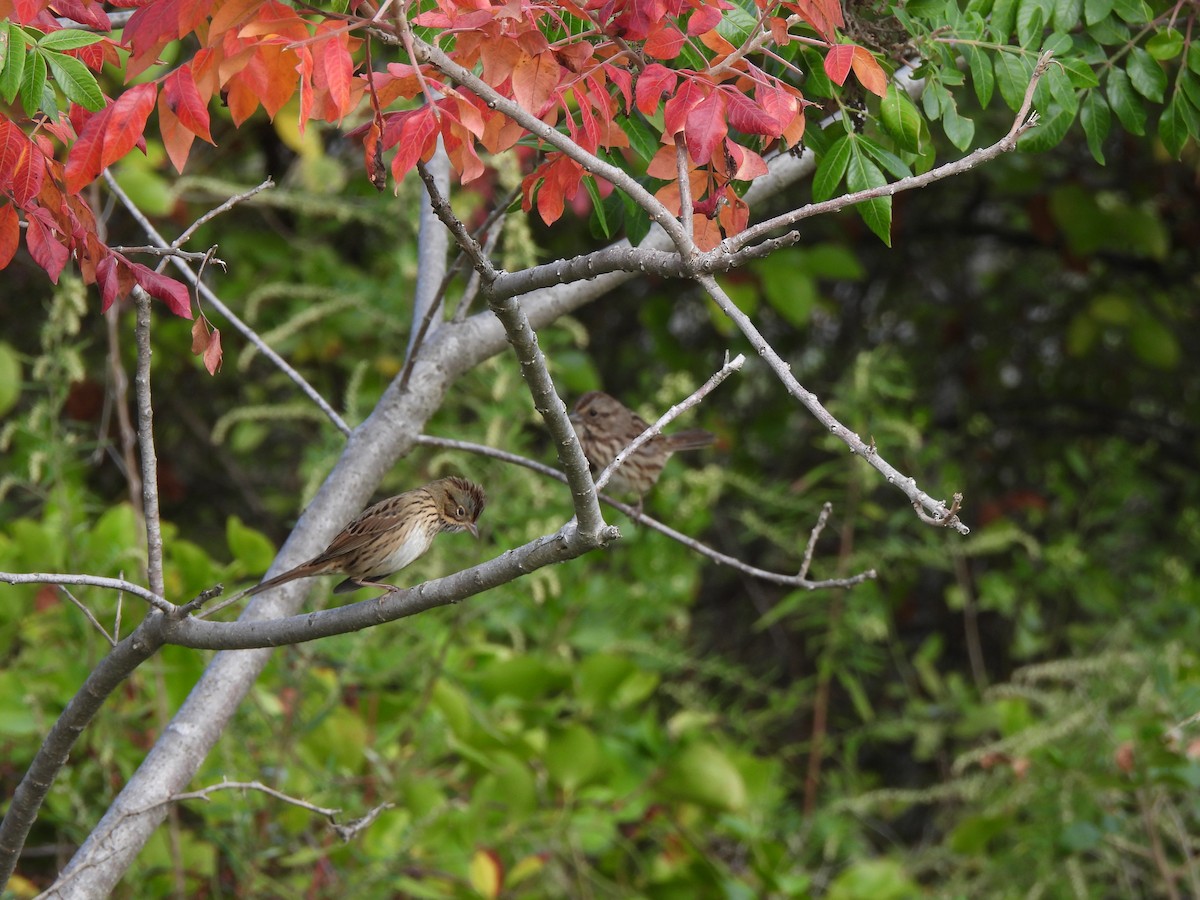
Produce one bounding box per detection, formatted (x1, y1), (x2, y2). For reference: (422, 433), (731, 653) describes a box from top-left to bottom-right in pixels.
(569, 390), (714, 511)
(244, 476), (486, 598)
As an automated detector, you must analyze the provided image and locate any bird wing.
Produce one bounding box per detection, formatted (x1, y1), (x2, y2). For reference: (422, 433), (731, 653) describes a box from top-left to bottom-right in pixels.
(309, 491), (417, 564)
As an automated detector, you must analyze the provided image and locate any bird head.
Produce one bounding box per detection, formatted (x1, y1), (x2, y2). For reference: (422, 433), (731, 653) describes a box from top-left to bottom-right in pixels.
(432, 476), (487, 537)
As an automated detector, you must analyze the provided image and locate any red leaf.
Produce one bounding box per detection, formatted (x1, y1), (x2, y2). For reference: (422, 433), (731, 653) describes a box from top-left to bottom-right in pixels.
(25, 212), (69, 283)
(684, 89), (727, 165)
(663, 79), (706, 136)
(724, 89), (782, 136)
(162, 65), (213, 143)
(511, 51), (559, 115)
(0, 118), (46, 206)
(644, 24), (684, 60)
(823, 44), (854, 86)
(851, 45), (888, 97)
(65, 84), (157, 193)
(604, 63), (633, 111)
(635, 63), (677, 115)
(130, 263), (193, 318)
(123, 0), (197, 80)
(687, 5), (723, 35)
(383, 106), (439, 182)
(0, 204), (19, 270)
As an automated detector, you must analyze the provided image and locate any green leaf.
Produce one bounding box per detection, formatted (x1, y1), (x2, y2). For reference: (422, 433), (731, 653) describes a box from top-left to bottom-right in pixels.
(995, 51), (1034, 110)
(1045, 60), (1079, 114)
(1018, 100), (1076, 151)
(856, 135), (913, 179)
(1105, 67), (1146, 134)
(1080, 89), (1111, 163)
(36, 29), (103, 51)
(43, 50), (103, 110)
(1190, 42), (1200, 74)
(1083, 0), (1112, 24)
(990, 0), (1018, 37)
(1129, 315), (1181, 369)
(1180, 70), (1200, 112)
(1145, 28), (1184, 60)
(1110, 0), (1149, 24)
(1158, 94), (1188, 158)
(1126, 47), (1165, 102)
(621, 193), (651, 245)
(1087, 15), (1130, 44)
(0, 25), (27, 104)
(582, 176), (609, 239)
(0, 342), (21, 417)
(1058, 56), (1100, 88)
(1053, 0), (1083, 30)
(226, 516), (276, 573)
(1016, 0), (1045, 48)
(812, 135), (852, 202)
(19, 48), (46, 117)
(942, 94), (975, 149)
(659, 742), (748, 811)
(965, 45), (995, 106)
(620, 114), (659, 165)
(880, 84), (922, 151)
(846, 144), (891, 245)
(756, 255), (818, 326)
(545, 724), (603, 791)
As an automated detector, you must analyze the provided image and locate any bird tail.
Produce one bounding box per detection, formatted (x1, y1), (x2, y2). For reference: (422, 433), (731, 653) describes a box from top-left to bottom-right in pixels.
(243, 562), (320, 598)
(666, 428), (715, 452)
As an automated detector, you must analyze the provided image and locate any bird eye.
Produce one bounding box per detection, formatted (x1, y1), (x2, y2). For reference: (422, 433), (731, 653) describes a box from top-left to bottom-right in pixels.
(457, 505), (466, 517)
(588, 408), (598, 417)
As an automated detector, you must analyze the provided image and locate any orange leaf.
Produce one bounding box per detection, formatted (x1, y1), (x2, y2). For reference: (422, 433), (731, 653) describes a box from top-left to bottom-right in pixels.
(190, 316), (211, 354)
(203, 327), (223, 373)
(0, 204), (19, 270)
(851, 45), (887, 97)
(158, 101), (198, 173)
(511, 51), (558, 115)
(480, 36), (523, 87)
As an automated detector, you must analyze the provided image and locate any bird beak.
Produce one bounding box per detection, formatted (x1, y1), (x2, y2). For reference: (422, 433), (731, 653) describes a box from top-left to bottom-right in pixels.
(465, 522), (479, 539)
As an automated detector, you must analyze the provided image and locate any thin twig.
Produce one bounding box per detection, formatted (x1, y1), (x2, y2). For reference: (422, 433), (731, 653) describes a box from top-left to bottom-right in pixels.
(172, 178), (275, 248)
(412, 159), (606, 538)
(132, 290), (167, 598)
(0, 573), (170, 613)
(138, 779), (396, 843)
(797, 502), (832, 581)
(59, 587), (116, 646)
(102, 172), (351, 436)
(412, 434), (875, 590)
(108, 246), (222, 264)
(594, 352), (744, 494)
(722, 52), (1052, 254)
(696, 274), (970, 534)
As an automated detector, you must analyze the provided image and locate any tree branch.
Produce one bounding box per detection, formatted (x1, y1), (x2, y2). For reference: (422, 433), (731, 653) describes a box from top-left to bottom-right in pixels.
(695, 274), (969, 532)
(594, 352), (743, 493)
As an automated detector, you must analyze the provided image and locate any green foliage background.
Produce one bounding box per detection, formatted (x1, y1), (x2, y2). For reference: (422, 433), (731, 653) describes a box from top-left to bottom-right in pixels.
(2, 0), (1200, 896)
